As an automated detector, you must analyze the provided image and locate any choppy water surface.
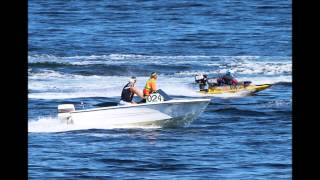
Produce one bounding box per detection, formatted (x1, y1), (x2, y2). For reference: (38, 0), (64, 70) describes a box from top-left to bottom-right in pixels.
(28, 0), (291, 179)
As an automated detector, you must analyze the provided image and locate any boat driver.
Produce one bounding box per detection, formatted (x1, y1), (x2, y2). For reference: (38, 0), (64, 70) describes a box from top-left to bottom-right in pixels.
(119, 76), (145, 105)
(217, 70), (238, 86)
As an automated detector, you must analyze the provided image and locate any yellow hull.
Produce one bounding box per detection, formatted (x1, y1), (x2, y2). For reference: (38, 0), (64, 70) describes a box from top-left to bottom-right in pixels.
(198, 84), (271, 94)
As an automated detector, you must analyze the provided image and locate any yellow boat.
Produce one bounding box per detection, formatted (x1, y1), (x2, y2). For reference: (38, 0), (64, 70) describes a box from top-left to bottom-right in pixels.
(197, 84), (272, 94)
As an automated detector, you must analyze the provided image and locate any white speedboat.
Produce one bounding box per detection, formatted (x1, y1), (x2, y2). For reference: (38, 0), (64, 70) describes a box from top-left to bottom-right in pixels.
(58, 98), (210, 128)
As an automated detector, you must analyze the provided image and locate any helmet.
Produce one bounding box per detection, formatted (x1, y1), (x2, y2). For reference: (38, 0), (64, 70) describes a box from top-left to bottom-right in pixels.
(129, 76), (136, 83)
(226, 70), (232, 76)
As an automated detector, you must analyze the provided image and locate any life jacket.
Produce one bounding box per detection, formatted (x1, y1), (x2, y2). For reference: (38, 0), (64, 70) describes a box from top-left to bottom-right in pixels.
(120, 83), (134, 102)
(143, 78), (157, 96)
(222, 75), (236, 85)
(231, 79), (238, 85)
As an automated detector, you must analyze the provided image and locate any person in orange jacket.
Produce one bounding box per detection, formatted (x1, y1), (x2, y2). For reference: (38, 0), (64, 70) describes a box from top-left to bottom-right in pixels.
(143, 72), (158, 99)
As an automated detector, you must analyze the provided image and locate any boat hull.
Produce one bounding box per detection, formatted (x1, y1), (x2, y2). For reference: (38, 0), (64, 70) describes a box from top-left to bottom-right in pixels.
(198, 84), (271, 95)
(59, 99), (211, 128)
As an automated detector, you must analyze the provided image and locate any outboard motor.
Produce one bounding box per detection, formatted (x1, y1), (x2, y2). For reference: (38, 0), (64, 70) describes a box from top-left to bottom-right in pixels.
(57, 104), (75, 124)
(195, 73), (204, 83)
(195, 74), (208, 91)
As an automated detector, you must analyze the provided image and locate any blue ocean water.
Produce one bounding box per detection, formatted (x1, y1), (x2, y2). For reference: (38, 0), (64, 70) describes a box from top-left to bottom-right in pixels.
(28, 0), (292, 179)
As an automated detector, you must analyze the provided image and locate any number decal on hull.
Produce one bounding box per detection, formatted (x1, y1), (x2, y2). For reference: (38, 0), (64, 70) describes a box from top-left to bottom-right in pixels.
(146, 93), (164, 103)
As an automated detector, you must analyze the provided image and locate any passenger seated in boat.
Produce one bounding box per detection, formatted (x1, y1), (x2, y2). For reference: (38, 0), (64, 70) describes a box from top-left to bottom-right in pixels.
(217, 70), (238, 86)
(139, 72), (158, 103)
(119, 76), (145, 105)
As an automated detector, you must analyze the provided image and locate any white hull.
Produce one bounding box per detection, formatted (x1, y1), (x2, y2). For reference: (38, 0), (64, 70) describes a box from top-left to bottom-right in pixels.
(59, 99), (211, 128)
